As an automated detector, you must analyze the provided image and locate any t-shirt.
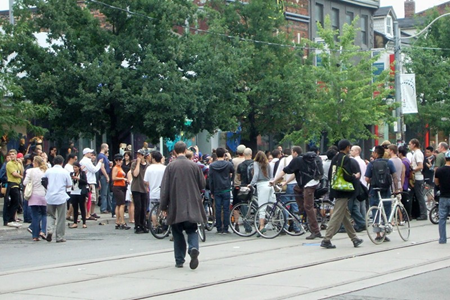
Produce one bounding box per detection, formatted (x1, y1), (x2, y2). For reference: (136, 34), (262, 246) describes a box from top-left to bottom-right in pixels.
(232, 157), (245, 186)
(237, 160), (253, 186)
(365, 158), (397, 190)
(389, 157), (403, 190)
(411, 150), (424, 181)
(97, 152), (111, 174)
(435, 152), (445, 169)
(143, 164), (166, 199)
(435, 166), (450, 198)
(6, 160), (23, 186)
(131, 161), (148, 193)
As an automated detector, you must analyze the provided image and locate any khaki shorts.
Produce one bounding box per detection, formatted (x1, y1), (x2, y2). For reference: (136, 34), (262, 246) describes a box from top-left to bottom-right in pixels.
(90, 184), (98, 202)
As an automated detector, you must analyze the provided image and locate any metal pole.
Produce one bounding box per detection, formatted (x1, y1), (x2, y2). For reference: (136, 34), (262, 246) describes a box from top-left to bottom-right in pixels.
(9, 0), (14, 25)
(394, 21), (403, 142)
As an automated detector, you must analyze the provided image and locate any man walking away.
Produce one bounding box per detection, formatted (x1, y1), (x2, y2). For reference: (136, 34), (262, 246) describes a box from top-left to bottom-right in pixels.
(209, 147), (235, 234)
(160, 141), (206, 269)
(321, 140), (363, 249)
(434, 150), (450, 244)
(43, 155), (72, 243)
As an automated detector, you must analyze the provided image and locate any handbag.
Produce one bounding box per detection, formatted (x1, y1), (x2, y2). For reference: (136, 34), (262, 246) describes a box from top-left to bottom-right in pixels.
(24, 181), (33, 200)
(331, 156), (354, 191)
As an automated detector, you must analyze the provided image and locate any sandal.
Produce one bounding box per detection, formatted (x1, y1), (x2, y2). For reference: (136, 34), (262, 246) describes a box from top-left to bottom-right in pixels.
(82, 224), (87, 228)
(39, 232), (46, 239)
(87, 216), (97, 221)
(33, 238), (39, 241)
(69, 224), (78, 229)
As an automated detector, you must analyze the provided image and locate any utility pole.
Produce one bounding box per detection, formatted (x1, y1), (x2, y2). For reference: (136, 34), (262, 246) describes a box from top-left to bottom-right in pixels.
(394, 21), (403, 142)
(9, 0), (14, 25)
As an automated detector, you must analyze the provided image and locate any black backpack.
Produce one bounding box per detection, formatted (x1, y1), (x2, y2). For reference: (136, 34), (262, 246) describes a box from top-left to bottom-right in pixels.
(370, 159), (392, 191)
(300, 152), (324, 186)
(247, 161), (254, 184)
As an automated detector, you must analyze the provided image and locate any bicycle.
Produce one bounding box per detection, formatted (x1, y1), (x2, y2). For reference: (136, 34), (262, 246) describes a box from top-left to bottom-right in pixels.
(366, 188), (410, 244)
(229, 186), (259, 237)
(253, 185), (307, 239)
(149, 202), (207, 242)
(422, 180), (436, 211)
(202, 192), (215, 231)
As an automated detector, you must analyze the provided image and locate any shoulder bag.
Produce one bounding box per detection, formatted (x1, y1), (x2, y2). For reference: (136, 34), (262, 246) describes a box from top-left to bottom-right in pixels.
(331, 156), (354, 191)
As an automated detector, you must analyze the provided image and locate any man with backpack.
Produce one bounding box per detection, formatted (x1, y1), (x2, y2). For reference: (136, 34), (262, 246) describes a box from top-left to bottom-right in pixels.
(365, 145), (399, 242)
(271, 146), (323, 239)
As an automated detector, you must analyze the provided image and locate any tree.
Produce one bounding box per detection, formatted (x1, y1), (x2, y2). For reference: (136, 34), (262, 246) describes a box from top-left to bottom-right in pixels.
(403, 10), (450, 138)
(2, 0), (248, 154)
(204, 0), (312, 150)
(285, 17), (394, 146)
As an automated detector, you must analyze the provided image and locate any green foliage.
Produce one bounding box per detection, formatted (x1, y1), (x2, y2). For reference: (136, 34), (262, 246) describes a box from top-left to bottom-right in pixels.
(285, 17), (394, 146)
(403, 9), (450, 136)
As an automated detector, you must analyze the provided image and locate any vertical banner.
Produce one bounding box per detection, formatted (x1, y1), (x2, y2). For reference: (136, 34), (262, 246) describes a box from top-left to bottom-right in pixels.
(400, 74), (418, 114)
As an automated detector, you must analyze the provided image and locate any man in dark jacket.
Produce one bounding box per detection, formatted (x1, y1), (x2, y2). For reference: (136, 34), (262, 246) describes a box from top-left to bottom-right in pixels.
(160, 141), (206, 269)
(209, 147), (235, 234)
(321, 139), (363, 249)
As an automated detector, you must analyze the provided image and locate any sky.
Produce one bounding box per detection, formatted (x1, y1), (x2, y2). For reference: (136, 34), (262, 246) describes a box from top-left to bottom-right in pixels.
(1, 0), (450, 17)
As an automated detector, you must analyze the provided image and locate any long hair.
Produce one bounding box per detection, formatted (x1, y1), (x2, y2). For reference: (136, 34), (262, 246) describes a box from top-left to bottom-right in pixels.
(254, 151), (269, 178)
(33, 156), (47, 172)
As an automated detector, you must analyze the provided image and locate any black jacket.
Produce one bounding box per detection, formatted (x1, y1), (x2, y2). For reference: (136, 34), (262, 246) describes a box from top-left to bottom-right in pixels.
(329, 152), (358, 199)
(209, 160), (234, 194)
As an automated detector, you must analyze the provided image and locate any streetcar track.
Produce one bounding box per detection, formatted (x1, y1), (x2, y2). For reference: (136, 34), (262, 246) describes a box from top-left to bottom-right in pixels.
(127, 238), (440, 299)
(0, 222), (438, 297)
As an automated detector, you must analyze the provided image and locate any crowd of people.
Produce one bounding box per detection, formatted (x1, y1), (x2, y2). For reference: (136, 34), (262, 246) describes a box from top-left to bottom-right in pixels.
(1, 137), (450, 268)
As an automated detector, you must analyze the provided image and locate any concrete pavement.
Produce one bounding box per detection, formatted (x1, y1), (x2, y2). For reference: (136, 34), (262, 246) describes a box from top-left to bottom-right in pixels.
(0, 217), (448, 299)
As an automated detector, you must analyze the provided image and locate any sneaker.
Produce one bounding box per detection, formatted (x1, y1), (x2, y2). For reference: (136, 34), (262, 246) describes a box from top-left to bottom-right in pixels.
(135, 227), (144, 234)
(222, 230), (231, 235)
(46, 233), (53, 242)
(7, 222), (21, 228)
(375, 236), (390, 242)
(234, 224), (240, 232)
(352, 238), (363, 247)
(189, 248), (199, 270)
(320, 240), (336, 249)
(306, 232), (323, 240)
(27, 227), (32, 234)
(383, 236), (390, 242)
(215, 230), (222, 234)
(175, 263), (183, 268)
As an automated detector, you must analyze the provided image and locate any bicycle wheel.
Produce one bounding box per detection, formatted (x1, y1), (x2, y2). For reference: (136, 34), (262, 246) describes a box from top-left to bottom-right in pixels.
(254, 203), (286, 239)
(283, 201), (306, 236)
(198, 223), (206, 242)
(149, 204), (170, 239)
(204, 200), (215, 231)
(429, 205), (439, 225)
(366, 206), (387, 245)
(394, 205), (410, 241)
(230, 202), (257, 237)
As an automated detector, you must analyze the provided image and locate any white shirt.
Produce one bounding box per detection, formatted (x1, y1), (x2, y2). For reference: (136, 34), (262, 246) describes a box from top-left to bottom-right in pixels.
(80, 156), (102, 184)
(411, 150), (424, 181)
(43, 165), (72, 205)
(143, 164), (166, 200)
(274, 156), (297, 185)
(352, 155), (367, 187)
(64, 163), (74, 192)
(269, 158), (280, 179)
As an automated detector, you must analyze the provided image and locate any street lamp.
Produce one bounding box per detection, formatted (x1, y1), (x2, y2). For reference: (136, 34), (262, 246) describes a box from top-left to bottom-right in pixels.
(9, 0), (14, 25)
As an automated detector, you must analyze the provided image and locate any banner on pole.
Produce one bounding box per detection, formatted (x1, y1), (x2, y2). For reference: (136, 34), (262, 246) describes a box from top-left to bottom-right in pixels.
(401, 74), (418, 114)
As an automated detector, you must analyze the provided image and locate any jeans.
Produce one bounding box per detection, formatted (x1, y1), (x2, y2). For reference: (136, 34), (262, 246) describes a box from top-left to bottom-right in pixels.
(30, 205), (47, 239)
(369, 189), (392, 221)
(23, 199), (32, 223)
(281, 184), (299, 231)
(3, 186), (20, 225)
(412, 180), (427, 218)
(348, 198), (365, 229)
(132, 191), (148, 229)
(99, 176), (111, 213)
(171, 221), (199, 265)
(71, 194), (86, 224)
(439, 197), (450, 244)
(214, 191), (231, 232)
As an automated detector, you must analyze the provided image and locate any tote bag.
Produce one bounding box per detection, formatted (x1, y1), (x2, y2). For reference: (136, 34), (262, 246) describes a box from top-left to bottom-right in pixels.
(331, 156), (354, 191)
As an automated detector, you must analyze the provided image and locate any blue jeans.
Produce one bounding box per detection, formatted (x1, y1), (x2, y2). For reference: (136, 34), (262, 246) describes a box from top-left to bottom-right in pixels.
(99, 176), (111, 213)
(348, 198), (365, 229)
(369, 189), (392, 221)
(439, 197), (450, 244)
(281, 184), (299, 231)
(30, 206), (47, 239)
(23, 199), (32, 223)
(214, 191), (231, 232)
(171, 222), (199, 265)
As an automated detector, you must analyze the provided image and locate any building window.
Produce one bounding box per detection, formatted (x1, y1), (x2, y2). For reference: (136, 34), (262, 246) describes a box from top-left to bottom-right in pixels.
(346, 11), (354, 24)
(361, 15), (368, 45)
(331, 8), (339, 31)
(316, 3), (324, 31)
(386, 16), (392, 35)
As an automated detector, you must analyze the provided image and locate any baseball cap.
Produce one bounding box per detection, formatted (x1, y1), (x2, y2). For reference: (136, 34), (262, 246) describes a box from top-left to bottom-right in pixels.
(17, 153), (24, 159)
(83, 148), (95, 155)
(236, 144), (246, 154)
(136, 149), (148, 156)
(445, 150), (450, 159)
(337, 139), (352, 151)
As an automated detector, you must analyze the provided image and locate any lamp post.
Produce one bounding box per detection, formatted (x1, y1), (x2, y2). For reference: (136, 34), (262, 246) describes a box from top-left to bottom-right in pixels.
(394, 21), (403, 142)
(9, 0), (14, 25)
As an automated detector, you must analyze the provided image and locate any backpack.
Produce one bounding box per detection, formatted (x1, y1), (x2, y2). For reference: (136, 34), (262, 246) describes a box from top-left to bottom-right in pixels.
(247, 161), (254, 184)
(370, 159), (392, 190)
(0, 163), (7, 184)
(300, 152), (324, 186)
